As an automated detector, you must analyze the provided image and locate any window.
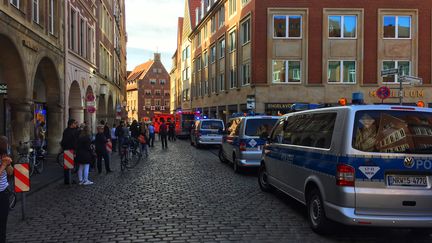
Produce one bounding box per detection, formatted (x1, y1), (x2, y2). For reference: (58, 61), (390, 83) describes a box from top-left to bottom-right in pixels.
(80, 19), (86, 57)
(210, 46), (216, 63)
(272, 60), (301, 83)
(197, 31), (201, 46)
(182, 67), (189, 81)
(155, 99), (161, 106)
(327, 61), (356, 83)
(229, 0), (236, 16)
(182, 46), (190, 61)
(165, 99), (170, 107)
(203, 51), (208, 67)
(204, 80), (209, 95)
(211, 16), (216, 34)
(164, 91), (170, 97)
(70, 9), (76, 50)
(241, 0), (251, 7)
(197, 56), (202, 70)
(203, 24), (208, 40)
(219, 73), (225, 91)
(211, 77), (216, 93)
(273, 15), (302, 38)
(32, 0), (39, 23)
(229, 30), (236, 52)
(150, 79), (156, 85)
(48, 0), (54, 34)
(153, 68), (157, 73)
(230, 68), (237, 88)
(219, 6), (225, 28)
(329, 15), (357, 38)
(145, 90), (151, 96)
(155, 90), (161, 96)
(241, 18), (251, 44)
(10, 0), (19, 8)
(145, 99), (151, 106)
(382, 61), (410, 83)
(218, 38), (225, 58)
(384, 16), (411, 39)
(160, 79), (166, 85)
(242, 63), (251, 85)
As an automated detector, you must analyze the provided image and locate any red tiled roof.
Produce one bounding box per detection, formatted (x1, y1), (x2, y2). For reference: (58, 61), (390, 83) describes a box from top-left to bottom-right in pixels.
(189, 0), (201, 28)
(127, 60), (154, 81)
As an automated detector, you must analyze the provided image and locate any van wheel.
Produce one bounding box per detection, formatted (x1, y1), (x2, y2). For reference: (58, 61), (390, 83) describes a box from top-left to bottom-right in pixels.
(258, 163), (271, 192)
(306, 188), (332, 234)
(219, 148), (227, 163)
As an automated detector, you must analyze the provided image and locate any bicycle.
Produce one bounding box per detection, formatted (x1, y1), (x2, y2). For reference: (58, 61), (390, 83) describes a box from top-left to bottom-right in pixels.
(6, 178), (16, 210)
(17, 141), (44, 176)
(120, 138), (142, 171)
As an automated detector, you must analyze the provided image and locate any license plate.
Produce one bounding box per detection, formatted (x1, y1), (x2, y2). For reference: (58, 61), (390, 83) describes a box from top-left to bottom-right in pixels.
(387, 175), (428, 187)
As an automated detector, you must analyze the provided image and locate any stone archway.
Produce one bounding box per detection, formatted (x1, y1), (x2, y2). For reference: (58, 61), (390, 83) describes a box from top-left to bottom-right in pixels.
(68, 81), (83, 123)
(33, 57), (63, 154)
(0, 34), (30, 153)
(97, 95), (107, 124)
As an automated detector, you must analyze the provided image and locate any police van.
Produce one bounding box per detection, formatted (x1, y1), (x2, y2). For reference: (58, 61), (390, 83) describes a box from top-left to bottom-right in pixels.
(190, 119), (225, 148)
(219, 115), (279, 173)
(258, 105), (432, 233)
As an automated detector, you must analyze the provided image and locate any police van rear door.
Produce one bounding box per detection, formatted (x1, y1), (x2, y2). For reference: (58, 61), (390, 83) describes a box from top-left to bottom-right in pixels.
(351, 107), (432, 216)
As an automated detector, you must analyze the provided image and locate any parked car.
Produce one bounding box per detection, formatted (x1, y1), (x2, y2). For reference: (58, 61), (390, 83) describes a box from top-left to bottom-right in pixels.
(258, 105), (432, 233)
(219, 115), (279, 173)
(190, 119), (225, 148)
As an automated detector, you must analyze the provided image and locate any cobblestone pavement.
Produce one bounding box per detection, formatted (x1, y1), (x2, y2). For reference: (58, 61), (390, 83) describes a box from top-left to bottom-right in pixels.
(6, 140), (432, 242)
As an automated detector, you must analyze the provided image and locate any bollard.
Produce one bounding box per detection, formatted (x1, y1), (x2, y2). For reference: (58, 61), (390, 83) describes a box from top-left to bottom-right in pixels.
(14, 163), (30, 220)
(63, 150), (75, 186)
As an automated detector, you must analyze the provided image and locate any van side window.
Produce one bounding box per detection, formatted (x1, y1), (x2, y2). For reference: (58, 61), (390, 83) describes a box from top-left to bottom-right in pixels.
(271, 120), (285, 144)
(284, 113), (336, 149)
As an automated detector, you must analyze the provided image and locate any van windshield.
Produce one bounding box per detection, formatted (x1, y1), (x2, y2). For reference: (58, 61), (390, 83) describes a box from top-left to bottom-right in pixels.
(245, 118), (278, 137)
(201, 120), (223, 130)
(352, 110), (432, 154)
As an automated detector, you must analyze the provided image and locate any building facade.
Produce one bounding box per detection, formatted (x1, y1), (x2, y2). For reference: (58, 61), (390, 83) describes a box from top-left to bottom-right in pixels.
(170, 17), (184, 114)
(65, 0), (127, 134)
(127, 53), (170, 122)
(0, 0), (65, 154)
(187, 0), (432, 122)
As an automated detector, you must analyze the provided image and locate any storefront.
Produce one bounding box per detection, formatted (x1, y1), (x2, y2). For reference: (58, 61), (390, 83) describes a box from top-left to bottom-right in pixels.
(265, 103), (294, 116)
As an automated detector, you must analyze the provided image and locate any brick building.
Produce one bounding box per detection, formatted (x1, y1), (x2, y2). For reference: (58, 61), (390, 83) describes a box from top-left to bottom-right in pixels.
(184, 0), (432, 122)
(127, 53), (170, 122)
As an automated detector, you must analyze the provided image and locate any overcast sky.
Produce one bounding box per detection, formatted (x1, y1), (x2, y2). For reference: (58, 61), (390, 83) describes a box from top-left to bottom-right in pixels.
(125, 0), (184, 72)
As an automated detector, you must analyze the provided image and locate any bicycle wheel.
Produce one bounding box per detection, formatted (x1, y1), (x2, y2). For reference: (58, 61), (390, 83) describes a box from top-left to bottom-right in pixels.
(56, 151), (64, 167)
(35, 158), (44, 174)
(29, 154), (36, 177)
(8, 189), (16, 210)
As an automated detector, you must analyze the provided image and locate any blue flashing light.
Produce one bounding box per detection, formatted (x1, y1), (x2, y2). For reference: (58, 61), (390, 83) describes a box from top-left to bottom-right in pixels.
(352, 92), (364, 105)
(203, 116), (208, 119)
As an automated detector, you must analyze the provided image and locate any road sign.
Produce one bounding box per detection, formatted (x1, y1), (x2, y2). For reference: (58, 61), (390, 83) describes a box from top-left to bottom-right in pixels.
(381, 69), (399, 76)
(87, 106), (96, 113)
(86, 93), (95, 102)
(14, 163), (30, 192)
(63, 150), (75, 169)
(376, 86), (391, 100)
(116, 104), (122, 112)
(0, 84), (7, 95)
(246, 95), (255, 110)
(401, 75), (423, 85)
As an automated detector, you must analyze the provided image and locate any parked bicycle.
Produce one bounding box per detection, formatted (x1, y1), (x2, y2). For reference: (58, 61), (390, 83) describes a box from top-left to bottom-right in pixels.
(6, 178), (16, 210)
(17, 140), (45, 176)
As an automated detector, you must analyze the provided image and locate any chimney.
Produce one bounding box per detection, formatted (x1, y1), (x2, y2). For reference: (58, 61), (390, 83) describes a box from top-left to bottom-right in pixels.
(154, 53), (161, 62)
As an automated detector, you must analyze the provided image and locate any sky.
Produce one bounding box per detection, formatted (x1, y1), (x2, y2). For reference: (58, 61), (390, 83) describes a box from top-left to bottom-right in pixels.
(125, 0), (185, 72)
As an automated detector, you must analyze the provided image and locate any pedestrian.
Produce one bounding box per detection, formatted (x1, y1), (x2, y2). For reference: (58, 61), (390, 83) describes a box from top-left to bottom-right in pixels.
(60, 119), (79, 185)
(138, 124), (149, 157)
(115, 121), (126, 152)
(148, 122), (155, 147)
(130, 120), (140, 139)
(75, 126), (94, 185)
(95, 125), (113, 174)
(160, 118), (168, 149)
(100, 120), (111, 140)
(36, 121), (46, 149)
(168, 121), (176, 141)
(0, 136), (13, 243)
(111, 123), (117, 152)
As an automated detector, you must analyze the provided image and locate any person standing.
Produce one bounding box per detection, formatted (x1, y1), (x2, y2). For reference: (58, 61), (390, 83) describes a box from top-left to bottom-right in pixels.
(75, 126), (94, 185)
(36, 121), (46, 149)
(159, 118), (168, 149)
(0, 136), (13, 243)
(101, 120), (111, 140)
(148, 123), (155, 147)
(95, 125), (112, 174)
(111, 123), (117, 152)
(115, 121), (126, 152)
(60, 119), (79, 185)
(139, 124), (149, 157)
(168, 121), (176, 142)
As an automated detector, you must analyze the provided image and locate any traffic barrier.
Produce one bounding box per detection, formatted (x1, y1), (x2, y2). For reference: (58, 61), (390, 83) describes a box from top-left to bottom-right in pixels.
(106, 141), (112, 153)
(63, 149), (74, 169)
(14, 163), (30, 192)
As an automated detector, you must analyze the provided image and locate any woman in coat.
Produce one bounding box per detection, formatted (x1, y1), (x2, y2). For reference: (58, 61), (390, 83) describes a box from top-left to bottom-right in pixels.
(75, 126), (94, 185)
(95, 125), (112, 174)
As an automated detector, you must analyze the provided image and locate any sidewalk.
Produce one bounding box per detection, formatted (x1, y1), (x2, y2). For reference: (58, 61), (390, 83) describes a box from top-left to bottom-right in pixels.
(26, 154), (64, 196)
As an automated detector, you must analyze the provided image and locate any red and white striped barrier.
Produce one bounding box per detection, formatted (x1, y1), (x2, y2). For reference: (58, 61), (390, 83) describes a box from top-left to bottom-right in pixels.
(14, 163), (30, 192)
(106, 141), (112, 153)
(63, 149), (75, 169)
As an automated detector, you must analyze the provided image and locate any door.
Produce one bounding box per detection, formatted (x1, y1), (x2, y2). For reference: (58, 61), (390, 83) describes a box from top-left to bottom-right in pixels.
(264, 119), (286, 183)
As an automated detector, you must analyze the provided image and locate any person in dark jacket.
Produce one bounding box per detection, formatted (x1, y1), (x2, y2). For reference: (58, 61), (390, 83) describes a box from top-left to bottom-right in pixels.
(159, 118), (168, 149)
(139, 124), (149, 157)
(168, 121), (176, 141)
(75, 126), (94, 185)
(130, 120), (140, 138)
(60, 119), (79, 184)
(100, 120), (111, 140)
(95, 125), (112, 174)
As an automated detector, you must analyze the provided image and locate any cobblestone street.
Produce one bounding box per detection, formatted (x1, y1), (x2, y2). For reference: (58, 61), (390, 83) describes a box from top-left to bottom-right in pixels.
(6, 140), (432, 242)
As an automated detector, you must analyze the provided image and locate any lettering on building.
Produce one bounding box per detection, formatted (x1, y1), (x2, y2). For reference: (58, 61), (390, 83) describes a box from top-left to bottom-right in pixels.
(369, 90), (424, 98)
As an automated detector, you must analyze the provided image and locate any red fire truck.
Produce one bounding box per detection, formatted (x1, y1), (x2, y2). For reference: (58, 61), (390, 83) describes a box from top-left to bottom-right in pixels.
(152, 113), (174, 133)
(174, 111), (201, 138)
